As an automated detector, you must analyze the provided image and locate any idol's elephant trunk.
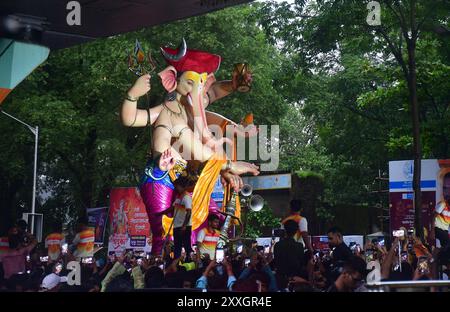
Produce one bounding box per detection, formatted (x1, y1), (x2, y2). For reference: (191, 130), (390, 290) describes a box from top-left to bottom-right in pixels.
(186, 74), (210, 143)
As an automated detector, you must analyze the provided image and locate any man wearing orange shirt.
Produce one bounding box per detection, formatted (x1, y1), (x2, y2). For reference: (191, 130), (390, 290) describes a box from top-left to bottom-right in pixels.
(196, 214), (221, 260)
(45, 223), (65, 261)
(71, 221), (95, 260)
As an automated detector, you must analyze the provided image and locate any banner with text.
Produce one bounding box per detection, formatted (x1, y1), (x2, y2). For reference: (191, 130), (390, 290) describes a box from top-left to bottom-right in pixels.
(389, 159), (450, 245)
(108, 187), (151, 256)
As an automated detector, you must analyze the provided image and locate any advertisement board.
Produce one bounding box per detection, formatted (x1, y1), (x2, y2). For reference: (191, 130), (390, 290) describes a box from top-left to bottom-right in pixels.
(389, 159), (450, 245)
(107, 187), (151, 256)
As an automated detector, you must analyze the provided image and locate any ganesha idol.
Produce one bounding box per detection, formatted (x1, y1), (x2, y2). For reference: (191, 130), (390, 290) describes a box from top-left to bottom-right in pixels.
(121, 39), (259, 255)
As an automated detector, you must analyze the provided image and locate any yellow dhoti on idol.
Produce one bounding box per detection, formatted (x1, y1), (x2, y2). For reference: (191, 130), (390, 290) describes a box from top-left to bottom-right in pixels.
(162, 156), (242, 240)
(163, 156), (226, 235)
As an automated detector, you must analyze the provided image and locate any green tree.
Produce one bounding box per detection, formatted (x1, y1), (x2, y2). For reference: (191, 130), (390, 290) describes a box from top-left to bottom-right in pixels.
(0, 4), (288, 233)
(258, 0), (449, 236)
(244, 202), (281, 238)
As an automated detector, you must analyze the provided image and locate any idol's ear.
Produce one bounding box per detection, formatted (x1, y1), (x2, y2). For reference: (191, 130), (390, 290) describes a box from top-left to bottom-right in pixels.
(158, 66), (178, 92)
(204, 73), (216, 93)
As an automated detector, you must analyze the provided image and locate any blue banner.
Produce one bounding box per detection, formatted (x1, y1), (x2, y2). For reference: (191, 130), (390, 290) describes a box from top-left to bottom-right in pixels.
(389, 180), (436, 190)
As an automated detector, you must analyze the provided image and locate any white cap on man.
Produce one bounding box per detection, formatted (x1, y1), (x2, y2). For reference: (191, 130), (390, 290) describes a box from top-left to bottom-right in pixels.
(41, 273), (67, 290)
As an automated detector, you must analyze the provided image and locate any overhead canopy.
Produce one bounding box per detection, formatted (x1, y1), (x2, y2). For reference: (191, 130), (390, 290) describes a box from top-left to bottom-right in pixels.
(0, 0), (253, 50)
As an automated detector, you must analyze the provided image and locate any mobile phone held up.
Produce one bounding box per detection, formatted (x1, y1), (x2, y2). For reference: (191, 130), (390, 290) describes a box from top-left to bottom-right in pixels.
(393, 230), (405, 237)
(365, 250), (374, 263)
(215, 248), (224, 263)
(40, 256), (49, 262)
(62, 243), (68, 254)
(82, 257), (93, 264)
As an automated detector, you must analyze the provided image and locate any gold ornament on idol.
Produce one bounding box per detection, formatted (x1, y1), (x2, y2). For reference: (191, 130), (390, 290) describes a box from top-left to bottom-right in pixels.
(163, 100), (184, 119)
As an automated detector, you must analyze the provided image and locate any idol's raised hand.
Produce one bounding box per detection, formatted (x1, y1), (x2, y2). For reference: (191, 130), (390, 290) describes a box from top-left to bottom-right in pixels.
(230, 161), (259, 176)
(128, 74), (151, 98)
(232, 66), (253, 91)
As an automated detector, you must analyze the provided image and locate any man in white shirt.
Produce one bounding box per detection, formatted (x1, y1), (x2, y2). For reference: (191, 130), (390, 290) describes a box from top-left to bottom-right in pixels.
(172, 177), (194, 261)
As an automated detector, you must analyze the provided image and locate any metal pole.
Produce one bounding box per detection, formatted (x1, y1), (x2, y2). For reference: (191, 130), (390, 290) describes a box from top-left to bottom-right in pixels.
(0, 110), (38, 235)
(30, 126), (38, 235)
(367, 280), (450, 288)
(379, 169), (383, 233)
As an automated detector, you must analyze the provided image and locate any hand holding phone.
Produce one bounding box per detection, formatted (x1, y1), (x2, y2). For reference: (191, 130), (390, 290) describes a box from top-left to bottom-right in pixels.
(418, 257), (430, 275)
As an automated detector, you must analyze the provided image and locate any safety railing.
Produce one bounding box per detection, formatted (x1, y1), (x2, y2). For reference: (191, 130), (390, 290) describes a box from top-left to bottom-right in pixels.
(135, 288), (204, 292)
(365, 280), (450, 292)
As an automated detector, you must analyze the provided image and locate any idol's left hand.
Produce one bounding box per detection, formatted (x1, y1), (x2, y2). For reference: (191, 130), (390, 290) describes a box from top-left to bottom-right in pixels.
(220, 171), (244, 192)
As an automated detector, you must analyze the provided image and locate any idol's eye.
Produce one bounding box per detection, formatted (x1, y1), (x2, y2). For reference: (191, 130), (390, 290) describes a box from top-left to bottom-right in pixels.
(187, 80), (194, 85)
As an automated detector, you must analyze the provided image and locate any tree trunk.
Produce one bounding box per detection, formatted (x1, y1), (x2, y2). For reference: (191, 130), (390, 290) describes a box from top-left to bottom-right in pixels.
(410, 73), (423, 241)
(407, 1), (423, 241)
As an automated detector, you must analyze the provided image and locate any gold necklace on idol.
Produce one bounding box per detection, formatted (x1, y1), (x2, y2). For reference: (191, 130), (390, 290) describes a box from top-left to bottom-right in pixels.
(163, 100), (185, 119)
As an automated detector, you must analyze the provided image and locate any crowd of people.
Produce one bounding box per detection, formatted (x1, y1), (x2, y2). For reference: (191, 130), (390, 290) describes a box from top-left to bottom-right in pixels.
(0, 199), (449, 292)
